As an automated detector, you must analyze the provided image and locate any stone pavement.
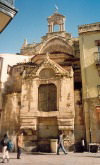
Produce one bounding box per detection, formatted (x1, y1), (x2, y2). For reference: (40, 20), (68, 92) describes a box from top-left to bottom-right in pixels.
(0, 152), (99, 165)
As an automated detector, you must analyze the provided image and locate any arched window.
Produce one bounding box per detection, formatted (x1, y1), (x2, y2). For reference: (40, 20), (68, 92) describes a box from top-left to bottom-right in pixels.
(38, 84), (57, 112)
(54, 24), (60, 32)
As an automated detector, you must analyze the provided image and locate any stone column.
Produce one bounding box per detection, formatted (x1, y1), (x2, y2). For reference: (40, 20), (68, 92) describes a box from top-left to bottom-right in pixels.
(51, 23), (54, 32)
(48, 25), (50, 33)
(62, 23), (64, 31)
(59, 24), (62, 31)
(48, 24), (53, 33)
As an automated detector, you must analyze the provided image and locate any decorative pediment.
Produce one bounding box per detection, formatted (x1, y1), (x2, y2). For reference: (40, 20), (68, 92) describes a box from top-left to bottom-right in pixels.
(36, 53), (69, 77)
(23, 53), (73, 79)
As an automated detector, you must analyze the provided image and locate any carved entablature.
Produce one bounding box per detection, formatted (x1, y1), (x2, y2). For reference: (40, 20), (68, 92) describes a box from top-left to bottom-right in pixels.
(78, 22), (100, 34)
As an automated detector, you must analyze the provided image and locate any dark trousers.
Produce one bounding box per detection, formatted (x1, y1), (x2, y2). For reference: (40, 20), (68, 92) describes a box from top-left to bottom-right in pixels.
(57, 143), (67, 155)
(17, 147), (21, 159)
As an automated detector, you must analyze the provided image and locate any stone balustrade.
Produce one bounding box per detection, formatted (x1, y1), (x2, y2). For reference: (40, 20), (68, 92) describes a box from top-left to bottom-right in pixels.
(78, 22), (100, 34)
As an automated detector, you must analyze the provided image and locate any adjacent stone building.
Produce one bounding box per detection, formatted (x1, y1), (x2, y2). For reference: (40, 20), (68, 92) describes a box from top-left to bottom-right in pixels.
(0, 11), (100, 152)
(79, 23), (100, 144)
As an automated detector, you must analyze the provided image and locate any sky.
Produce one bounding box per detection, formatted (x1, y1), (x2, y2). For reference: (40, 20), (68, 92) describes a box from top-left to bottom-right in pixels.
(0, 0), (100, 54)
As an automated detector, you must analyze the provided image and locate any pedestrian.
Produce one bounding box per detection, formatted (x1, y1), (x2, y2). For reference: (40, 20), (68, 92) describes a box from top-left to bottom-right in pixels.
(1, 134), (10, 163)
(57, 131), (67, 155)
(81, 138), (85, 152)
(16, 131), (24, 159)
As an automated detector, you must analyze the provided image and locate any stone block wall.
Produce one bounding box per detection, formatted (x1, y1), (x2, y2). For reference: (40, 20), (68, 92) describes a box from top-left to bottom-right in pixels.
(84, 98), (100, 143)
(74, 90), (85, 142)
(1, 93), (20, 137)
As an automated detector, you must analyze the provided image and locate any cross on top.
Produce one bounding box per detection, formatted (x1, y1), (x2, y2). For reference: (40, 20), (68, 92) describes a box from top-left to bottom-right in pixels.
(55, 5), (59, 13)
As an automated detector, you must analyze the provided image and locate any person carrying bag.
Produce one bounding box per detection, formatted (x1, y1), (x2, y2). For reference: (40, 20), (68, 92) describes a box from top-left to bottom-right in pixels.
(1, 134), (10, 163)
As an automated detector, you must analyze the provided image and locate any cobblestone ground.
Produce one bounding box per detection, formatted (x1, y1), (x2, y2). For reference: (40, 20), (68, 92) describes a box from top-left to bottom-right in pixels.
(0, 152), (99, 165)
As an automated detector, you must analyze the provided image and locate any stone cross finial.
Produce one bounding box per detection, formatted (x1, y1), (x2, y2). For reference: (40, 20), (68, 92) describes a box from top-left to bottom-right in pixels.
(44, 52), (50, 63)
(54, 5), (58, 13)
(33, 40), (36, 44)
(46, 52), (50, 60)
(23, 39), (27, 46)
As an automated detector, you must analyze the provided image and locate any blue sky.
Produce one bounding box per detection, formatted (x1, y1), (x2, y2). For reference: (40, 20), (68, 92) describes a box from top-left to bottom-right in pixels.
(0, 0), (100, 54)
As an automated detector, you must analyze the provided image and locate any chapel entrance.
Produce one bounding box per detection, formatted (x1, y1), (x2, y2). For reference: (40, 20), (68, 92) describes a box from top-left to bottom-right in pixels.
(38, 117), (58, 152)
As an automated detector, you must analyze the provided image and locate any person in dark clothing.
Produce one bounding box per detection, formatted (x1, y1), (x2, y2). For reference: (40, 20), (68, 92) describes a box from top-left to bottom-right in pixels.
(1, 134), (10, 163)
(16, 132), (24, 159)
(57, 131), (67, 155)
(81, 138), (85, 152)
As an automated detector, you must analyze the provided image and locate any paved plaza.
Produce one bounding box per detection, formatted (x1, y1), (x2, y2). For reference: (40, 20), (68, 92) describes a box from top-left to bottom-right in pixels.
(0, 152), (99, 165)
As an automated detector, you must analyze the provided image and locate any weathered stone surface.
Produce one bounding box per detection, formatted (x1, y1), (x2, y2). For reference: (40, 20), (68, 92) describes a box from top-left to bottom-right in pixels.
(0, 11), (87, 152)
(79, 25), (100, 144)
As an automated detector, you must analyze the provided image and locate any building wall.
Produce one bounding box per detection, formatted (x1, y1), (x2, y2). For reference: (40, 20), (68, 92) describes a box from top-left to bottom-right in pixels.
(74, 90), (85, 142)
(0, 12), (86, 151)
(0, 39), (83, 151)
(0, 54), (30, 86)
(1, 93), (20, 146)
(79, 29), (100, 143)
(79, 32), (100, 99)
(0, 54), (30, 141)
(19, 60), (75, 151)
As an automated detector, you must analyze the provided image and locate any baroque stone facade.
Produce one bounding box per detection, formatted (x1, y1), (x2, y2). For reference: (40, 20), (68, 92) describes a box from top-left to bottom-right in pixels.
(0, 11), (100, 152)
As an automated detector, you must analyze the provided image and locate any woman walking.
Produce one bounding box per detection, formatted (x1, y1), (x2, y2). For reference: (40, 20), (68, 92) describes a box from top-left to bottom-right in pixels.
(1, 134), (10, 163)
